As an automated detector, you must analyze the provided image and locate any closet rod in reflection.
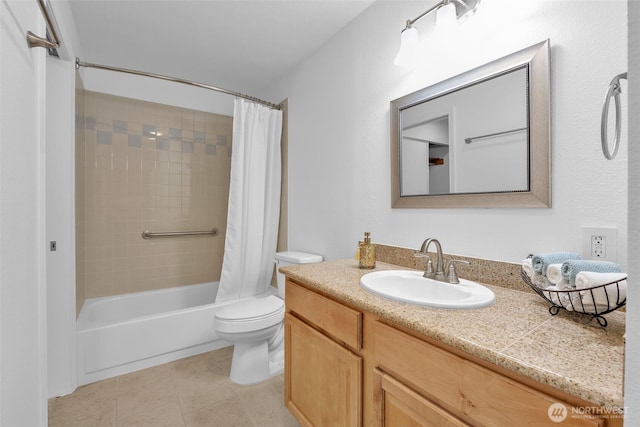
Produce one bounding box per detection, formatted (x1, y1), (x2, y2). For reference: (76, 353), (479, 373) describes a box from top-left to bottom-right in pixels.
(465, 127), (527, 144)
(142, 228), (219, 240)
(75, 58), (282, 110)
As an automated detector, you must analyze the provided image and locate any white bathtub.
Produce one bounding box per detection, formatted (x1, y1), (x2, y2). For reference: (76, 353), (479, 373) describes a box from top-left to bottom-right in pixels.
(77, 281), (276, 385)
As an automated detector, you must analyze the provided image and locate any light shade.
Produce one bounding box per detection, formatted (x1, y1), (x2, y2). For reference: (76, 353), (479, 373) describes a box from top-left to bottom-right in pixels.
(393, 0), (482, 68)
(452, 0), (481, 23)
(393, 26), (419, 68)
(435, 2), (457, 33)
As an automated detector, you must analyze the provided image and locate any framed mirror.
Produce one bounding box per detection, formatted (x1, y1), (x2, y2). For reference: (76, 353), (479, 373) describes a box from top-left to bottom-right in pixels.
(391, 40), (550, 208)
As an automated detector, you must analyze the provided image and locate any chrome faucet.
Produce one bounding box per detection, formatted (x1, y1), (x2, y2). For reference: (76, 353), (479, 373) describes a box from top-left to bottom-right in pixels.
(416, 238), (471, 284)
(418, 238), (445, 281)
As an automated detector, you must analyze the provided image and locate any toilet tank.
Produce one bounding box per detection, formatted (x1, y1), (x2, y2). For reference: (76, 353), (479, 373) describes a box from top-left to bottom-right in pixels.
(274, 251), (323, 298)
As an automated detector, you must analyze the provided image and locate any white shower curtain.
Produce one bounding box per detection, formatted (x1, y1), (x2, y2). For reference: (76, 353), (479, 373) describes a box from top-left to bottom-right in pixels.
(216, 99), (283, 302)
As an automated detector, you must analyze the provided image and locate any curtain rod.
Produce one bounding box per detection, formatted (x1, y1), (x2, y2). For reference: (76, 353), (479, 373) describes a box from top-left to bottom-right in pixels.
(27, 0), (61, 50)
(75, 58), (282, 110)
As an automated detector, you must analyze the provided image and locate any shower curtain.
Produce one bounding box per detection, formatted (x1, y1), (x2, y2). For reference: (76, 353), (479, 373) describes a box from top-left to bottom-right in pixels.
(216, 99), (283, 302)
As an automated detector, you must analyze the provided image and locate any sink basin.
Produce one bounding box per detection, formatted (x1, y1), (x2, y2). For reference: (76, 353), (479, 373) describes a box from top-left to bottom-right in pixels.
(360, 270), (496, 309)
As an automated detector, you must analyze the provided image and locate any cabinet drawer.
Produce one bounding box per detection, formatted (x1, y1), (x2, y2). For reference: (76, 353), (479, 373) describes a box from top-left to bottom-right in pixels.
(286, 279), (362, 351)
(373, 321), (603, 427)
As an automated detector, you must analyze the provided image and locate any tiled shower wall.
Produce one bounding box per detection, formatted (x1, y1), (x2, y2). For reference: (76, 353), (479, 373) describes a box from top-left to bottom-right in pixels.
(76, 90), (232, 305)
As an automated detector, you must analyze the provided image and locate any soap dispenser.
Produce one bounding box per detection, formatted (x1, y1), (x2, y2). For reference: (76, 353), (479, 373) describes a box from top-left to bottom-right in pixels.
(359, 232), (376, 269)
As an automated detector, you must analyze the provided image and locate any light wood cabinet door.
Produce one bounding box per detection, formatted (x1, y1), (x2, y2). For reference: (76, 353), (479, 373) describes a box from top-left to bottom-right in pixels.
(372, 321), (605, 427)
(374, 369), (470, 427)
(285, 313), (362, 426)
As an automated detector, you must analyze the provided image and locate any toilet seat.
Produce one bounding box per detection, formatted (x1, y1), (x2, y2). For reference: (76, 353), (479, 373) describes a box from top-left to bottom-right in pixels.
(215, 295), (284, 333)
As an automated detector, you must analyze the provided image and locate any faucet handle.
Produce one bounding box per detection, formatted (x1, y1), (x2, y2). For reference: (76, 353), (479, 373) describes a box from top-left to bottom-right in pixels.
(414, 253), (435, 278)
(446, 259), (471, 284)
(423, 258), (434, 278)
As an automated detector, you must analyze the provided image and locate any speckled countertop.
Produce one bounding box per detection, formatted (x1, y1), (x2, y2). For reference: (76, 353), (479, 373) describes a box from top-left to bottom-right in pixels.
(280, 258), (625, 409)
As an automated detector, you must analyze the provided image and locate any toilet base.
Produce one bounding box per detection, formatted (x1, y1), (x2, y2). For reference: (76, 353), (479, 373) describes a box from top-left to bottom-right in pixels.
(229, 341), (284, 385)
(269, 348), (285, 375)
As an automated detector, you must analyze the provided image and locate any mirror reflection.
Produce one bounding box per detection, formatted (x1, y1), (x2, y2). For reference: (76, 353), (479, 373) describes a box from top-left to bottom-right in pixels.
(400, 67), (529, 196)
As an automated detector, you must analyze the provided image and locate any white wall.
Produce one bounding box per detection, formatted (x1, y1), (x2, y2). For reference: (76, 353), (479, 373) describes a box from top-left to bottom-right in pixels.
(625, 0), (639, 421)
(400, 138), (429, 195)
(45, 0), (86, 399)
(0, 1), (48, 424)
(265, 0), (628, 269)
(45, 58), (77, 398)
(80, 68), (235, 116)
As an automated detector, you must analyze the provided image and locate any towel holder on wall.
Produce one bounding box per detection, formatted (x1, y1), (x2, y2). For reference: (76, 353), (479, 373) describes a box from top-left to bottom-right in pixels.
(600, 72), (627, 160)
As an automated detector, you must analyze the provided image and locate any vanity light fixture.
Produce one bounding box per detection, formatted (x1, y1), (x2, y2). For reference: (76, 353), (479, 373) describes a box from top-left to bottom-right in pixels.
(394, 0), (481, 67)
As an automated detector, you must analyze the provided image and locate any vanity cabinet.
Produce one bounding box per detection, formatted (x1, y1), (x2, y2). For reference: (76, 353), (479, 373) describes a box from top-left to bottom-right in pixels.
(284, 279), (363, 426)
(284, 276), (621, 427)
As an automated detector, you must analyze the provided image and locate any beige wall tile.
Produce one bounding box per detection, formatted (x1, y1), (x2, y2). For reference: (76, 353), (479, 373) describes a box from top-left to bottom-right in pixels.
(79, 91), (231, 299)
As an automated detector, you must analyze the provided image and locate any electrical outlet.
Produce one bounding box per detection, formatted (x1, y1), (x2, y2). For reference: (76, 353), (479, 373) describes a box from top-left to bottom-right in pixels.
(582, 227), (616, 262)
(591, 235), (605, 258)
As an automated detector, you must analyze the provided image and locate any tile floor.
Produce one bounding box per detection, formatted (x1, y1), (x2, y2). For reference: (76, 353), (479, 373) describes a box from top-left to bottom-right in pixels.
(48, 347), (300, 427)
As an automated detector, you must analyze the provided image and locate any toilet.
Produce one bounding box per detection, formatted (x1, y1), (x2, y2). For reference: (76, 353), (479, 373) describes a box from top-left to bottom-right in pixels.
(214, 251), (323, 385)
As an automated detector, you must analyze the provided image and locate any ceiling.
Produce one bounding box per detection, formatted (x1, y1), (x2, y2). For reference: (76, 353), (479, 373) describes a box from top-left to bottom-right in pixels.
(68, 0), (375, 95)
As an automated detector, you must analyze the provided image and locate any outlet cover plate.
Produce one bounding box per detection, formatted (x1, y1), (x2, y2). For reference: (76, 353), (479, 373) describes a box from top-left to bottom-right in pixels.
(582, 227), (617, 262)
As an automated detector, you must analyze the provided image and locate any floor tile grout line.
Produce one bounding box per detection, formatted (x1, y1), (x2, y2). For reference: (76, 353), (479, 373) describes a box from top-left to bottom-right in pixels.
(231, 381), (260, 427)
(167, 360), (188, 427)
(114, 375), (120, 426)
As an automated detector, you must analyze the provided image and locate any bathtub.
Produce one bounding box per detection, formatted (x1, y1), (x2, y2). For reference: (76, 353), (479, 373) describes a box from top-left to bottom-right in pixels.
(77, 281), (276, 385)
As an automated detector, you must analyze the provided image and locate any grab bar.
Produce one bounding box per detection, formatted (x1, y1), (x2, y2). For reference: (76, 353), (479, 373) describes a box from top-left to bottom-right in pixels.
(142, 228), (219, 239)
(465, 127), (527, 144)
(600, 72), (627, 160)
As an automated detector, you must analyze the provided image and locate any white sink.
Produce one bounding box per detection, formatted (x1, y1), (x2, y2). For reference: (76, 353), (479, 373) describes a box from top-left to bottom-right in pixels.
(360, 270), (496, 309)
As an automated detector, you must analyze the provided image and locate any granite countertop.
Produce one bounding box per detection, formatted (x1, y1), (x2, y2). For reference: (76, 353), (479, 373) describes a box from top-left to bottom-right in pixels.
(280, 259), (625, 409)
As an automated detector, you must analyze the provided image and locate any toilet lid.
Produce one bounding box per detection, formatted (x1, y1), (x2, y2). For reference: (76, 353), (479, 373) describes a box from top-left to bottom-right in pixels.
(215, 295), (284, 322)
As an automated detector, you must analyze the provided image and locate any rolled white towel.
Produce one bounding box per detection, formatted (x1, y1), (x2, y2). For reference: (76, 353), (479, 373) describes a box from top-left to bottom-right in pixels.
(543, 286), (575, 310)
(543, 285), (561, 306)
(522, 258), (535, 278)
(546, 263), (564, 285)
(575, 271), (627, 312)
(522, 258), (551, 289)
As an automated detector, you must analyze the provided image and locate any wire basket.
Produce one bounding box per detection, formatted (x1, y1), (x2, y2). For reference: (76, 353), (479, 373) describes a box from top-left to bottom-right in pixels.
(521, 269), (626, 327)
